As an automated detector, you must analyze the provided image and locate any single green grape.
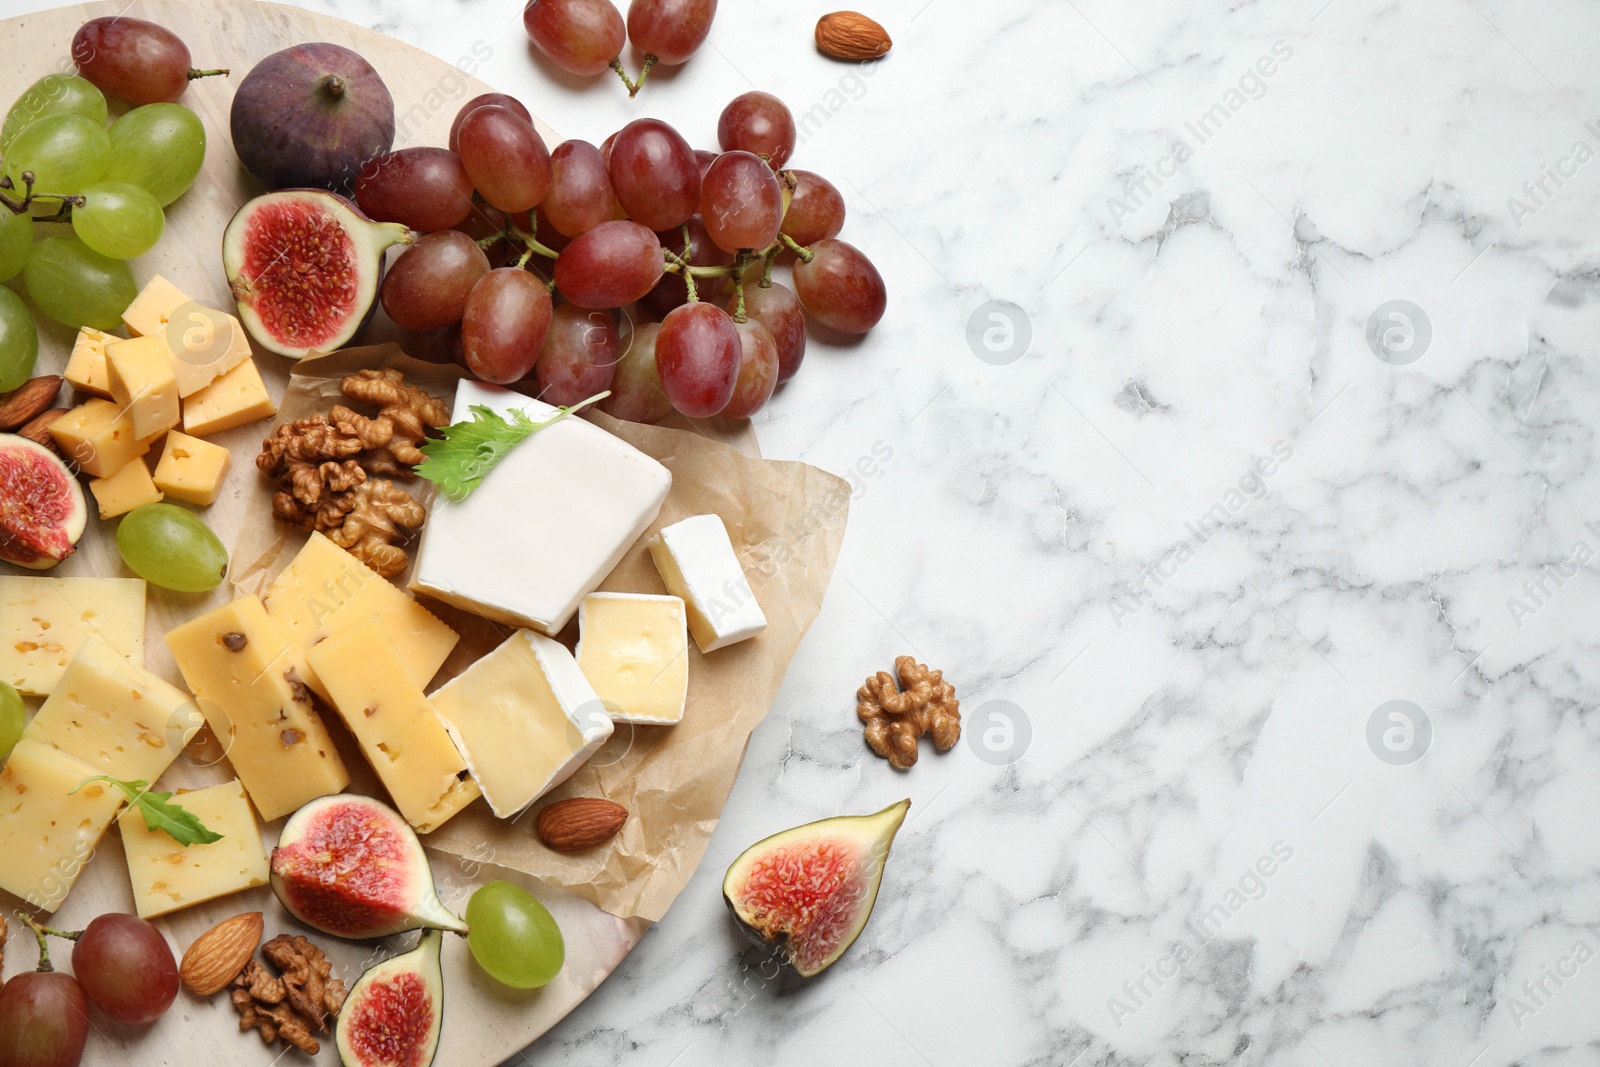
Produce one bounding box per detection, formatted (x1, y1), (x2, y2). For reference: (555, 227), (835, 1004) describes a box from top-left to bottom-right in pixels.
(116, 504), (228, 592)
(0, 208), (32, 282)
(1, 74), (108, 153)
(0, 680), (23, 761)
(72, 182), (164, 259)
(104, 104), (205, 207)
(0, 287), (39, 392)
(465, 881), (565, 989)
(23, 236), (137, 331)
(2, 112), (111, 198)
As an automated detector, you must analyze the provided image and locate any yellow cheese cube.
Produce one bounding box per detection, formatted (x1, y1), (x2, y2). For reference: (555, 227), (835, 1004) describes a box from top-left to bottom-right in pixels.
(152, 431), (231, 506)
(121, 274), (192, 338)
(25, 633), (197, 783)
(106, 334), (181, 440)
(0, 740), (125, 912)
(89, 457), (163, 519)
(306, 616), (479, 833)
(48, 399), (152, 478)
(0, 577), (145, 696)
(164, 596), (350, 822)
(119, 779), (269, 918)
(65, 327), (116, 398)
(166, 308), (252, 398)
(182, 358), (276, 437)
(576, 593), (689, 725)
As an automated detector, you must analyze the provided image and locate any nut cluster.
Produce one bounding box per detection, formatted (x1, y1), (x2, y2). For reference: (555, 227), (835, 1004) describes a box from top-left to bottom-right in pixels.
(230, 935), (348, 1055)
(857, 655), (960, 769)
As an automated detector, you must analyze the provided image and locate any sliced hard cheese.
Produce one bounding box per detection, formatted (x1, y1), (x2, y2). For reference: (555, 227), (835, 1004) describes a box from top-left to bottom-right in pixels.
(0, 576), (145, 696)
(576, 593), (689, 724)
(409, 380), (670, 635)
(152, 430), (231, 506)
(182, 358), (276, 437)
(119, 779), (269, 919)
(121, 274), (192, 337)
(25, 633), (196, 783)
(164, 596), (350, 822)
(106, 333), (181, 440)
(429, 629), (613, 818)
(89, 456), (163, 518)
(262, 531), (376, 647)
(648, 514), (767, 652)
(310, 580), (458, 690)
(65, 326), (116, 398)
(0, 740), (124, 913)
(305, 616), (479, 833)
(49, 399), (153, 478)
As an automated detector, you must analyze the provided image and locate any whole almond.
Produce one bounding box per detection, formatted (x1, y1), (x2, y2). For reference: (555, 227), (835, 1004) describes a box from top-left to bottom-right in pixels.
(536, 797), (628, 853)
(0, 377), (63, 431)
(180, 912), (264, 996)
(815, 11), (892, 61)
(15, 408), (68, 456)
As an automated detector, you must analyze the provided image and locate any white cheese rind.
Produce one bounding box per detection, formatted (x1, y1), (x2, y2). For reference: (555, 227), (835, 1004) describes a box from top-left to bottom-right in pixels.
(648, 514), (767, 652)
(408, 381), (671, 635)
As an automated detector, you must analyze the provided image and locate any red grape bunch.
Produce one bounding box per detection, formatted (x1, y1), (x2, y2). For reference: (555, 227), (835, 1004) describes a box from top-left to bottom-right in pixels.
(359, 89), (886, 423)
(523, 0), (717, 96)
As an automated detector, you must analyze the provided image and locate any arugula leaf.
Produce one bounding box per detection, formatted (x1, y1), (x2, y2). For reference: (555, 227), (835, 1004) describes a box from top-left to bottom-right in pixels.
(416, 391), (610, 502)
(71, 776), (224, 847)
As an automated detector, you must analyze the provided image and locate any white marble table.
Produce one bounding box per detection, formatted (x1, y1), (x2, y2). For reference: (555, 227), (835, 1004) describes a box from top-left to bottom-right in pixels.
(9, 0), (1600, 1063)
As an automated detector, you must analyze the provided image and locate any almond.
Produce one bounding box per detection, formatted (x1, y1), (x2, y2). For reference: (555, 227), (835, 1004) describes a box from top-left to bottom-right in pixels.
(180, 912), (264, 996)
(536, 797), (628, 853)
(815, 11), (892, 61)
(0, 376), (63, 431)
(15, 408), (68, 456)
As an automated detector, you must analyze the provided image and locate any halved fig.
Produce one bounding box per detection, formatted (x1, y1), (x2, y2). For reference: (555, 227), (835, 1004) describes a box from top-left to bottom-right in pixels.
(336, 928), (444, 1067)
(270, 794), (467, 940)
(223, 189), (410, 359)
(722, 798), (910, 977)
(0, 433), (87, 569)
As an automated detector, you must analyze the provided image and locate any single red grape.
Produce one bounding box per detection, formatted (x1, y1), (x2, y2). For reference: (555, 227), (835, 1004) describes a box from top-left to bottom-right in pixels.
(0, 971), (89, 1067)
(780, 169), (846, 246)
(554, 220), (664, 309)
(544, 140), (621, 238)
(699, 150), (783, 252)
(356, 148), (475, 232)
(608, 118), (701, 231)
(457, 105), (552, 213)
(717, 91), (796, 168)
(600, 321), (675, 423)
(723, 317), (779, 418)
(461, 268), (554, 384)
(449, 93), (531, 152)
(524, 0), (627, 76)
(656, 301), (739, 417)
(733, 280), (806, 383)
(72, 17), (224, 105)
(640, 215), (734, 319)
(626, 0), (718, 64)
(382, 230), (491, 329)
(537, 302), (620, 404)
(72, 913), (179, 1025)
(792, 237), (886, 334)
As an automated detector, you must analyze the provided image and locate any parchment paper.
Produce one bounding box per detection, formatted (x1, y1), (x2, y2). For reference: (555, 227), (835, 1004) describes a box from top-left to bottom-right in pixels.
(230, 345), (849, 922)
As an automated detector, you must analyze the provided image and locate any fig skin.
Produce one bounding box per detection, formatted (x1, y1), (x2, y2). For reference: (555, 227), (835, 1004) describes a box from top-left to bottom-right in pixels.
(231, 42), (396, 195)
(0, 432), (87, 569)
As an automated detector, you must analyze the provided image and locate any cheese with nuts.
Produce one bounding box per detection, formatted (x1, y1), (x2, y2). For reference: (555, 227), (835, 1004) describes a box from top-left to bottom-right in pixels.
(89, 457), (163, 518)
(576, 593), (689, 724)
(107, 333), (181, 440)
(24, 633), (196, 783)
(49, 399), (153, 478)
(152, 430), (231, 506)
(410, 380), (671, 634)
(0, 739), (125, 912)
(305, 615), (480, 833)
(429, 628), (613, 818)
(119, 779), (269, 919)
(164, 596), (350, 822)
(0, 576), (145, 696)
(648, 514), (767, 652)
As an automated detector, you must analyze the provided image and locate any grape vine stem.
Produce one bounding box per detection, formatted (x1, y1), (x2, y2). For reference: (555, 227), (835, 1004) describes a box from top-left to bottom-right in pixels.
(19, 915), (79, 972)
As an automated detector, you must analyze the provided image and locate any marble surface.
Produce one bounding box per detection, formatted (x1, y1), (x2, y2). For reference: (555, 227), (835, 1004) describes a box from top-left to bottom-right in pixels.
(11, 0), (1600, 1062)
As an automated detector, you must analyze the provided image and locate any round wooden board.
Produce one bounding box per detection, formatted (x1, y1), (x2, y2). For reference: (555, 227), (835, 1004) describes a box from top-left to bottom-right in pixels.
(0, 2), (747, 1063)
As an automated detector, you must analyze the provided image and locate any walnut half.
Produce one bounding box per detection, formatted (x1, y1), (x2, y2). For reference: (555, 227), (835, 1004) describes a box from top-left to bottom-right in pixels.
(857, 656), (960, 769)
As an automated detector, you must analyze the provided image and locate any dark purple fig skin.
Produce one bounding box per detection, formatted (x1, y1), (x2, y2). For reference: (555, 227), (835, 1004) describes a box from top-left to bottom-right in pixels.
(231, 42), (396, 195)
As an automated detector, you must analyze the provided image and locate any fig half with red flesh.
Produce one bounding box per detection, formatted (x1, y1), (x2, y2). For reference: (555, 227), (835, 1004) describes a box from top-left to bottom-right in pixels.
(223, 189), (410, 359)
(270, 794), (467, 940)
(0, 433), (87, 570)
(336, 928), (444, 1067)
(722, 798), (910, 977)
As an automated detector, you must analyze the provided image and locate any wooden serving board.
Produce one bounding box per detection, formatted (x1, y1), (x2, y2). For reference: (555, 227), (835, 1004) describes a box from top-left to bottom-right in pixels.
(0, 2), (754, 1063)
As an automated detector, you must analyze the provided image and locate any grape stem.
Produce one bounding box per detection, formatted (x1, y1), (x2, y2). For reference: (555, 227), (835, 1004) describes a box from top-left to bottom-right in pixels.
(630, 55), (659, 98)
(779, 233), (814, 262)
(187, 67), (230, 81)
(0, 171), (86, 217)
(609, 58), (638, 94)
(508, 225), (562, 262)
(19, 915), (79, 972)
(760, 247), (777, 286)
(664, 249), (698, 302)
(730, 251), (751, 321)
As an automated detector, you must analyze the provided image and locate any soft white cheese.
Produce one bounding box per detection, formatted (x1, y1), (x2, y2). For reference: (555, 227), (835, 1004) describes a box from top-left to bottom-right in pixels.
(409, 381), (672, 634)
(647, 514), (767, 652)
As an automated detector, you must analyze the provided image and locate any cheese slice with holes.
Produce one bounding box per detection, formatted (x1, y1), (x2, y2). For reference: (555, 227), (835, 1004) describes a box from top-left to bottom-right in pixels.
(0, 576), (145, 696)
(119, 779), (269, 918)
(0, 740), (125, 912)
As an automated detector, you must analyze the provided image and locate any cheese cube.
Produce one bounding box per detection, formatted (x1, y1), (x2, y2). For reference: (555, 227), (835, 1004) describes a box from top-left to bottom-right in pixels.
(576, 593), (689, 725)
(121, 274), (192, 338)
(0, 577), (145, 696)
(305, 616), (479, 832)
(106, 334), (182, 440)
(648, 514), (768, 653)
(89, 457), (163, 518)
(119, 779), (269, 918)
(48, 399), (153, 478)
(165, 309), (251, 398)
(65, 327), (116, 398)
(25, 634), (196, 783)
(430, 629), (613, 818)
(152, 431), (231, 506)
(182, 358), (276, 437)
(410, 381), (671, 634)
(164, 596), (350, 822)
(0, 740), (125, 912)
